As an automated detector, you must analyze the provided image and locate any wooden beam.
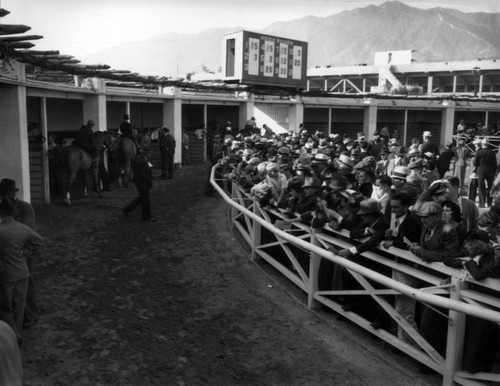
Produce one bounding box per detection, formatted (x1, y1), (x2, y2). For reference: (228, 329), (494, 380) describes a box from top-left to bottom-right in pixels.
(6, 42), (35, 49)
(0, 35), (43, 42)
(0, 24), (31, 35)
(18, 50), (60, 56)
(53, 59), (81, 64)
(72, 64), (111, 70)
(44, 55), (74, 60)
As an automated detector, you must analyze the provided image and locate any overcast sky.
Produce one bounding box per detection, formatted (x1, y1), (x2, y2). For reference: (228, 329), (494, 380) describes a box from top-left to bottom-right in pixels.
(2, 0), (499, 58)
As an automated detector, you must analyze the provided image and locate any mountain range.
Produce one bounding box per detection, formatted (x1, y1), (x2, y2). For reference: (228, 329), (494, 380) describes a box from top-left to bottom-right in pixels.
(84, 1), (500, 78)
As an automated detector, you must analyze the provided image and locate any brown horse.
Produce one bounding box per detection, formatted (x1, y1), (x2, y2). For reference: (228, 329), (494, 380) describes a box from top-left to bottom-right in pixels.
(62, 132), (112, 205)
(111, 137), (137, 188)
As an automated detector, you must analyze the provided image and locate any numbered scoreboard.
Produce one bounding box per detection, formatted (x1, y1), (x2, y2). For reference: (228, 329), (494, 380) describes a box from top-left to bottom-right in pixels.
(222, 31), (308, 88)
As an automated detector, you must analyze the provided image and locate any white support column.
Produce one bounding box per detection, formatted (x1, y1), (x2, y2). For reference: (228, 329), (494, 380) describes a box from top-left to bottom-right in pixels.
(40, 97), (50, 204)
(441, 101), (456, 149)
(289, 98), (304, 133)
(0, 82), (30, 201)
(479, 74), (484, 98)
(427, 76), (433, 95)
(328, 108), (332, 136)
(83, 78), (107, 132)
(162, 88), (183, 166)
(239, 95), (254, 130)
(364, 104), (377, 140)
(324, 78), (327, 91)
(452, 76), (457, 93)
(362, 78), (366, 93)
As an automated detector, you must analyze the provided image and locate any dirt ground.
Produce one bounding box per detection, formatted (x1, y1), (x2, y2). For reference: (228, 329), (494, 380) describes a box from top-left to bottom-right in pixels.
(20, 162), (441, 386)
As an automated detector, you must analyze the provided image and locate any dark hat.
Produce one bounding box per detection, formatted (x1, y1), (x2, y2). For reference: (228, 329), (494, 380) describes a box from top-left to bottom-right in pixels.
(312, 153), (329, 163)
(0, 178), (19, 195)
(478, 211), (500, 227)
(302, 177), (322, 189)
(414, 201), (442, 217)
(408, 159), (424, 170)
(357, 198), (381, 215)
(87, 119), (96, 127)
(123, 114), (130, 120)
(465, 230), (490, 245)
(278, 146), (291, 156)
(0, 196), (15, 216)
(391, 166), (410, 180)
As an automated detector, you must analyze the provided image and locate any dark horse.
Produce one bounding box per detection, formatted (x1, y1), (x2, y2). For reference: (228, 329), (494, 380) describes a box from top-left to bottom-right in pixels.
(110, 137), (137, 188)
(62, 131), (112, 205)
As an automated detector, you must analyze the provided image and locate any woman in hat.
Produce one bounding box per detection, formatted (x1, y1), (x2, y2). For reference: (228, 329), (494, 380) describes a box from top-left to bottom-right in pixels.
(441, 200), (467, 248)
(453, 139), (471, 190)
(264, 163), (288, 207)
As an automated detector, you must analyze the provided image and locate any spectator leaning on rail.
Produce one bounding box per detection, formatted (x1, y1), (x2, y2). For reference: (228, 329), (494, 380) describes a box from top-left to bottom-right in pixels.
(409, 201), (459, 358)
(338, 198), (390, 259)
(381, 191), (422, 342)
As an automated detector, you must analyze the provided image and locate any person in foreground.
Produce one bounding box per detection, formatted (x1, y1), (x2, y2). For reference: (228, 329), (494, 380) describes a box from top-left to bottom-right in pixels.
(122, 148), (155, 221)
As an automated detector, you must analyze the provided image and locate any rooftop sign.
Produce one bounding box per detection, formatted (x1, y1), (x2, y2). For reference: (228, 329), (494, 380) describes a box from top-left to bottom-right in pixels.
(222, 31), (308, 88)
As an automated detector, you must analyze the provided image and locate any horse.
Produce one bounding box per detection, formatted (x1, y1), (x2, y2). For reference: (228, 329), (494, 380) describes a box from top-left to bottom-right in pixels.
(61, 131), (112, 205)
(110, 137), (137, 188)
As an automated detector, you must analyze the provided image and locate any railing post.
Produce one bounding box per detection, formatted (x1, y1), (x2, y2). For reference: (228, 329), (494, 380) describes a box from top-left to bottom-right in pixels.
(308, 229), (320, 309)
(442, 278), (467, 386)
(251, 197), (262, 260)
(230, 182), (238, 224)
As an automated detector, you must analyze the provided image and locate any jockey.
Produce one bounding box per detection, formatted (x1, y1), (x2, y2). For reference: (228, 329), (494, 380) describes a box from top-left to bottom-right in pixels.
(72, 119), (99, 159)
(119, 114), (141, 150)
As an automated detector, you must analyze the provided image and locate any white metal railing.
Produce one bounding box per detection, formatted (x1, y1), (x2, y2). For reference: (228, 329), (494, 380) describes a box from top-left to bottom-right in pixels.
(210, 166), (500, 386)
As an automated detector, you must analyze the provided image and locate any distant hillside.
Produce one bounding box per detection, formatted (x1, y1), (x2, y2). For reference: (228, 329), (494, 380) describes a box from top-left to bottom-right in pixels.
(83, 1), (500, 77)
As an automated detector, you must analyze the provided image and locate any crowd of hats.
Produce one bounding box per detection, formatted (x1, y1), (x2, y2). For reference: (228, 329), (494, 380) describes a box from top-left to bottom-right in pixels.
(212, 125), (446, 196)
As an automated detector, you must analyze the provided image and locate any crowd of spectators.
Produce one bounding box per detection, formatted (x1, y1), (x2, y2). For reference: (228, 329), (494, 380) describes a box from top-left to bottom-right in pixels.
(208, 122), (500, 374)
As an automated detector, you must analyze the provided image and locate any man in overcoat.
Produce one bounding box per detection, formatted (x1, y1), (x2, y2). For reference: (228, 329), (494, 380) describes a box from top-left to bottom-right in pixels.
(159, 127), (176, 179)
(122, 149), (154, 221)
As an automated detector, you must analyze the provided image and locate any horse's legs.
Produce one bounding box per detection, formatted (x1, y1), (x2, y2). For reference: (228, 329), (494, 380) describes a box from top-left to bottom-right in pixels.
(64, 171), (78, 205)
(124, 160), (131, 188)
(91, 163), (103, 197)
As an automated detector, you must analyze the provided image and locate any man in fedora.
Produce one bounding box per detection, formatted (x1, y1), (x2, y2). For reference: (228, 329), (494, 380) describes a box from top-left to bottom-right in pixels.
(122, 148), (155, 221)
(410, 201), (459, 356)
(473, 138), (497, 208)
(0, 197), (44, 343)
(419, 131), (440, 157)
(338, 198), (389, 258)
(0, 178), (39, 328)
